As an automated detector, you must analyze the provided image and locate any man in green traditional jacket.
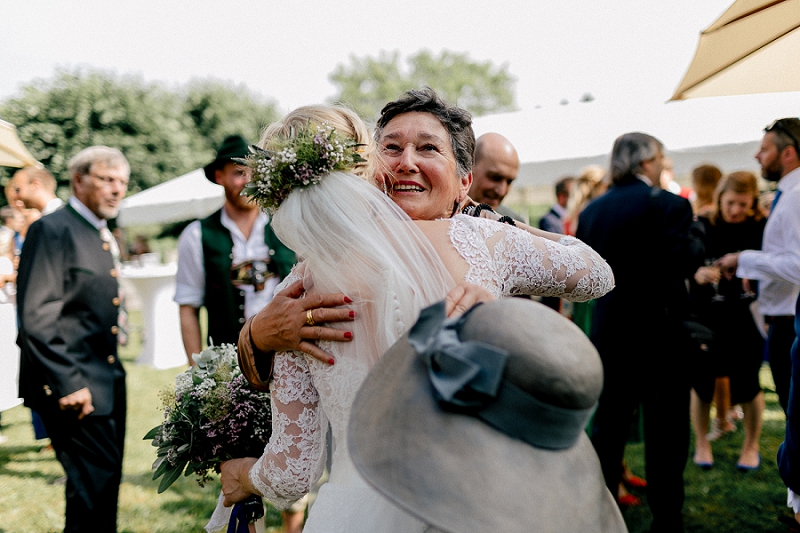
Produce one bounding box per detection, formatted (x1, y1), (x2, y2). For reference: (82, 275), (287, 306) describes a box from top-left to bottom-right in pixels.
(175, 134), (296, 362)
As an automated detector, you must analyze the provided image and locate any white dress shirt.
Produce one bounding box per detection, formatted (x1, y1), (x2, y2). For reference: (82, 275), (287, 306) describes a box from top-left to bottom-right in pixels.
(68, 196), (105, 230)
(42, 197), (65, 216)
(737, 167), (800, 316)
(174, 209), (276, 319)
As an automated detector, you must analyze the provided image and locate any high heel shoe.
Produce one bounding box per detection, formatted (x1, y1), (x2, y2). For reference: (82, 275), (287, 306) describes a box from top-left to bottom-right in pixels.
(736, 453), (761, 472)
(622, 474), (647, 489)
(617, 494), (642, 507)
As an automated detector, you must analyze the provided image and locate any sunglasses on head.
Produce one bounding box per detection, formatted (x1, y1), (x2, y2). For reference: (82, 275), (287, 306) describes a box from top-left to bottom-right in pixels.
(765, 119), (800, 153)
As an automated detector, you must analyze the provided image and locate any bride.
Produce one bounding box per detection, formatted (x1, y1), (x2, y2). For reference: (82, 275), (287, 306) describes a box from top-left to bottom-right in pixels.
(220, 93), (614, 532)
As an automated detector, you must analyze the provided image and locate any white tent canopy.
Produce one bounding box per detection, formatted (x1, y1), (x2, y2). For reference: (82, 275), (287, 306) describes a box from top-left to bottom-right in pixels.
(116, 168), (224, 227)
(472, 92), (800, 187)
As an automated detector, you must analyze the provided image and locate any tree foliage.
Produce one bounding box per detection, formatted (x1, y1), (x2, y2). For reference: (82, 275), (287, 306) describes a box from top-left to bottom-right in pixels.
(329, 49), (516, 121)
(0, 69), (278, 201)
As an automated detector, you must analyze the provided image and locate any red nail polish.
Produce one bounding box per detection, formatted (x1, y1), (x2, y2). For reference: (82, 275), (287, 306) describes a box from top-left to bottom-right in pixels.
(344, 331), (353, 339)
(328, 358), (335, 365)
(344, 296), (353, 303)
(349, 311), (355, 318)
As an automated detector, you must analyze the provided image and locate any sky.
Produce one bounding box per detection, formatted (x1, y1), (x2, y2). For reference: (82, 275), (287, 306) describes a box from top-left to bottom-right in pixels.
(2, 0), (739, 114)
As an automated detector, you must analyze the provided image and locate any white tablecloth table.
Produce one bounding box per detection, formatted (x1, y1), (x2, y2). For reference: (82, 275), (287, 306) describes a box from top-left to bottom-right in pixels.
(121, 263), (187, 369)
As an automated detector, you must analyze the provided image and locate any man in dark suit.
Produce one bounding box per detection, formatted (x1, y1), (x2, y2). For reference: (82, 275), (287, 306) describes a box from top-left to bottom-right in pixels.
(577, 132), (701, 533)
(538, 175), (574, 234)
(17, 146), (130, 533)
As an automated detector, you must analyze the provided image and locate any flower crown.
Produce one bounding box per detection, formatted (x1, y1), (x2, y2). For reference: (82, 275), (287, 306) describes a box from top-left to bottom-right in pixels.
(239, 123), (366, 211)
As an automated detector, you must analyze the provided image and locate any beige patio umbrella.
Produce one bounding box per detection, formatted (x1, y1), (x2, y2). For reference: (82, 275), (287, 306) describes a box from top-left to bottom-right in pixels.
(0, 119), (39, 168)
(671, 0), (800, 100)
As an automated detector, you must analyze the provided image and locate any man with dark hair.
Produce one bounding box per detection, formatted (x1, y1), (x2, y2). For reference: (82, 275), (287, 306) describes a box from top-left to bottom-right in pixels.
(577, 132), (702, 533)
(718, 118), (800, 414)
(175, 134), (296, 360)
(174, 135), (301, 531)
(11, 166), (64, 215)
(468, 133), (523, 222)
(539, 175), (575, 234)
(537, 175), (575, 311)
(17, 145), (130, 533)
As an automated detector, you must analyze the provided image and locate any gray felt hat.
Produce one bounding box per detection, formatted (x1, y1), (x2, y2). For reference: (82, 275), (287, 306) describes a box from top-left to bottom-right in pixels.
(348, 298), (627, 533)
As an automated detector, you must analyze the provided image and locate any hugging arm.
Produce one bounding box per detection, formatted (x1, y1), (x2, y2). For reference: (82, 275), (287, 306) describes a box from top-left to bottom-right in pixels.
(222, 352), (327, 509)
(451, 215), (615, 302)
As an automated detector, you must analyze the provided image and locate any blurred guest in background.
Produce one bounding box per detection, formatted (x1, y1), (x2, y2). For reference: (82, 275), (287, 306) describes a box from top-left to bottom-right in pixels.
(689, 171), (766, 471)
(17, 146), (130, 533)
(539, 175), (575, 234)
(11, 166), (64, 216)
(660, 156), (691, 198)
(717, 118), (800, 415)
(691, 164), (723, 217)
(564, 165), (607, 237)
(577, 132), (702, 533)
(468, 132), (523, 222)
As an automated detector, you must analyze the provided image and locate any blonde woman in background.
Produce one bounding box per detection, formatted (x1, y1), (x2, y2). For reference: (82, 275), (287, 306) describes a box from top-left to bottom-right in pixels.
(689, 171), (766, 471)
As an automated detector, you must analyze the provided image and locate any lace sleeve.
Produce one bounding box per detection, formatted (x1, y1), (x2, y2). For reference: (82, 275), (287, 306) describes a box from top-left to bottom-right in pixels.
(248, 352), (327, 510)
(450, 215), (614, 301)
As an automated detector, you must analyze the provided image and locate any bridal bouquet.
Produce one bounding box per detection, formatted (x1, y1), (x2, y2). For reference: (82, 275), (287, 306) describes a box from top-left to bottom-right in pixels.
(144, 343), (272, 493)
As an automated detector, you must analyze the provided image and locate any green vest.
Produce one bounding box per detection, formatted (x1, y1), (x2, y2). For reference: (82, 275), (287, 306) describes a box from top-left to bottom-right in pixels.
(200, 209), (296, 345)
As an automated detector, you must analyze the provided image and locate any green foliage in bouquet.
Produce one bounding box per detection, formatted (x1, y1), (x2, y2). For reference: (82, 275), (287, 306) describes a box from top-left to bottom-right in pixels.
(144, 344), (271, 493)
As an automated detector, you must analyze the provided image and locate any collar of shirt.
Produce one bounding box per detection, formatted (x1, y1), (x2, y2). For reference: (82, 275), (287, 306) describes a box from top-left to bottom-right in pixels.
(68, 196), (106, 230)
(219, 208), (269, 244)
(42, 197), (65, 216)
(636, 174), (654, 187)
(778, 166), (800, 194)
(551, 203), (567, 219)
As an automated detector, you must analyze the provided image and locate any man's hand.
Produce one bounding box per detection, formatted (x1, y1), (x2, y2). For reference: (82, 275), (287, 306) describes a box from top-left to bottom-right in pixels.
(716, 253), (740, 280)
(58, 387), (94, 420)
(220, 458), (259, 507)
(445, 282), (496, 318)
(249, 279), (355, 365)
(693, 265), (721, 286)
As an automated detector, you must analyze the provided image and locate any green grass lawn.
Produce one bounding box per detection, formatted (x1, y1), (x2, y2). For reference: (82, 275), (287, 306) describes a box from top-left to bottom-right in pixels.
(0, 313), (796, 532)
(622, 366), (794, 533)
(0, 311), (282, 533)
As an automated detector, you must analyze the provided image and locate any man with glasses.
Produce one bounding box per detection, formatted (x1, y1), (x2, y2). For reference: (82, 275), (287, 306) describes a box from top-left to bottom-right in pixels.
(718, 118), (800, 415)
(16, 146), (130, 533)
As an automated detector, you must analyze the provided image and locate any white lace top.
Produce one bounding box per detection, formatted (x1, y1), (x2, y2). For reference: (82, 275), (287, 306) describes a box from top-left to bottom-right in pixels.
(248, 216), (613, 531)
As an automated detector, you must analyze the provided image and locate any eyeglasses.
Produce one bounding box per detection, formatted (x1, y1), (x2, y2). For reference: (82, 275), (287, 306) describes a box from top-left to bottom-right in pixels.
(86, 173), (129, 189)
(765, 119), (800, 153)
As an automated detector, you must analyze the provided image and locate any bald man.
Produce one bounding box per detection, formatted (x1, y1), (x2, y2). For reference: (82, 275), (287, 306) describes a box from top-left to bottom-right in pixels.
(468, 133), (523, 222)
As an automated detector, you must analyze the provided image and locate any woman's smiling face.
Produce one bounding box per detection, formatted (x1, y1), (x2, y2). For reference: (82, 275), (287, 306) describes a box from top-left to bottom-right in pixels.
(377, 112), (471, 220)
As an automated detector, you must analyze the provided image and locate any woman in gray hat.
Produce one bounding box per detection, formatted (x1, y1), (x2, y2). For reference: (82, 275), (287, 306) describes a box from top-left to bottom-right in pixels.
(220, 96), (615, 533)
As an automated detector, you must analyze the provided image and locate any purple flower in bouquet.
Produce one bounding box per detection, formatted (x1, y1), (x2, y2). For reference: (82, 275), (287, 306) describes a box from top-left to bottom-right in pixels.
(144, 344), (272, 493)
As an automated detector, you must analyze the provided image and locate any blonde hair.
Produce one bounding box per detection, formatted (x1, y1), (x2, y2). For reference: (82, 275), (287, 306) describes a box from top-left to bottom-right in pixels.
(259, 105), (375, 182)
(565, 165), (608, 234)
(709, 170), (764, 225)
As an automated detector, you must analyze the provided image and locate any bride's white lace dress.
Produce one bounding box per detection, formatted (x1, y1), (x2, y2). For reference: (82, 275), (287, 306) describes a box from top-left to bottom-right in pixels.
(248, 215), (613, 533)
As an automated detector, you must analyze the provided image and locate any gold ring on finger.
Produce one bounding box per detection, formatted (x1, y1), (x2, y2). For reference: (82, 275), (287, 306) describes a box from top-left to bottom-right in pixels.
(306, 309), (316, 326)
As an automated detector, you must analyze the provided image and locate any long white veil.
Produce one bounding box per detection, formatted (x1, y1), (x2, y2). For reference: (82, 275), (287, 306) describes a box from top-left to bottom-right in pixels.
(271, 172), (454, 366)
